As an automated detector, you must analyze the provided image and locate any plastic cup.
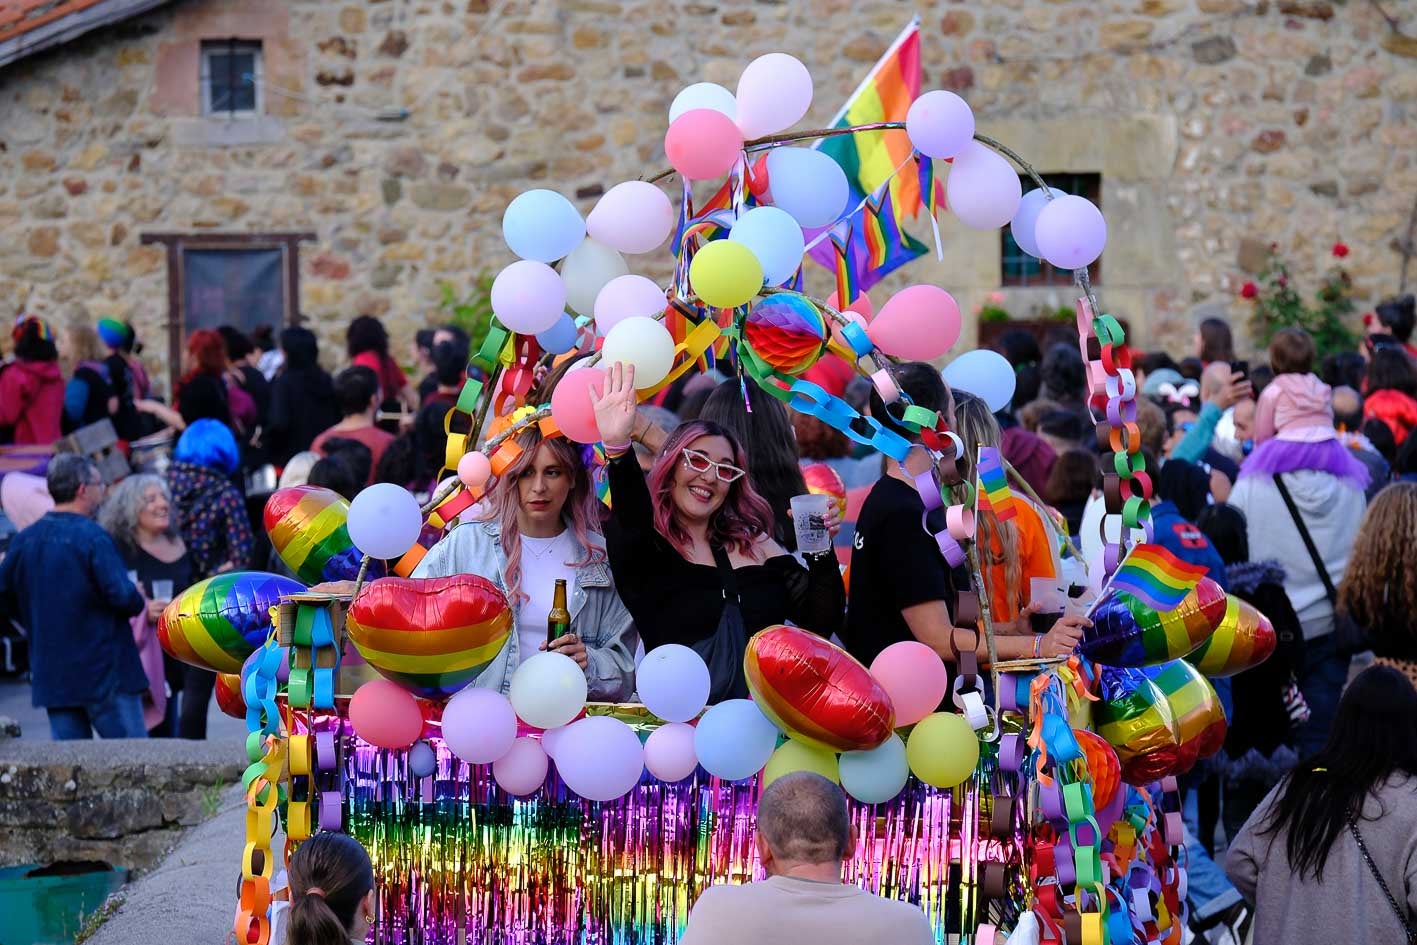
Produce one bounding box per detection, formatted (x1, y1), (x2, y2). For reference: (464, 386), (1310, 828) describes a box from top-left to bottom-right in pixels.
(152, 579), (174, 602)
(790, 493), (831, 554)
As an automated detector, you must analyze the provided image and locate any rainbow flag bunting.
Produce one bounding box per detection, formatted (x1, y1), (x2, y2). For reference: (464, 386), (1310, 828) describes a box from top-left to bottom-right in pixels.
(830, 228), (858, 306)
(976, 447), (1017, 522)
(1109, 544), (1210, 612)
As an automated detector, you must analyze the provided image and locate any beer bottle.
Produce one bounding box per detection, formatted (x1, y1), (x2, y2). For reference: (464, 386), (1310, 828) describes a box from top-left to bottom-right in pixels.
(547, 578), (571, 646)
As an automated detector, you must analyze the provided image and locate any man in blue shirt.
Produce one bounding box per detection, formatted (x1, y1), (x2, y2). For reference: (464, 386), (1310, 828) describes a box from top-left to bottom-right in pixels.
(0, 454), (147, 739)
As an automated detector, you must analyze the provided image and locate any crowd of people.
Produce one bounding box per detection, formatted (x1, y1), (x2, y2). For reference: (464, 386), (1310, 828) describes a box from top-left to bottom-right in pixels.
(5, 294), (1417, 942)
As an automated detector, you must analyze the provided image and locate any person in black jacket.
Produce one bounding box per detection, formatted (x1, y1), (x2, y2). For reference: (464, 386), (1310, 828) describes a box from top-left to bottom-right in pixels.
(266, 327), (338, 467)
(1196, 501), (1306, 840)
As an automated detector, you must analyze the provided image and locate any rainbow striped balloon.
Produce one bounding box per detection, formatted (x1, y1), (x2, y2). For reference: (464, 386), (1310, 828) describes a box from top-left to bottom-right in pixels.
(1143, 659), (1227, 773)
(1080, 576), (1227, 668)
(346, 575), (512, 698)
(158, 571), (306, 673)
(1094, 666), (1181, 786)
(1186, 596), (1277, 678)
(745, 624), (894, 752)
(264, 485), (365, 585)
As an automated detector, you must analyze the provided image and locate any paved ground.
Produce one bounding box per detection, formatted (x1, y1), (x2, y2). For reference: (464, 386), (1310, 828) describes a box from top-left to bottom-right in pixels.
(0, 677), (246, 742)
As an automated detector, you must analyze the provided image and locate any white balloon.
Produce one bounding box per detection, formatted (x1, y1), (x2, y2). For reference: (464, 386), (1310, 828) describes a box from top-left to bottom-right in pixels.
(669, 82), (737, 123)
(593, 274), (666, 336)
(586, 181), (676, 255)
(600, 316), (675, 389)
(905, 90), (975, 160)
(1034, 194), (1108, 270)
(945, 141), (1023, 230)
(636, 644), (711, 723)
(942, 349), (1018, 413)
(1009, 187), (1066, 259)
(347, 483), (422, 559)
(509, 652), (588, 730)
(735, 53), (813, 139)
(560, 238), (629, 316)
(728, 206), (806, 286)
(764, 147), (849, 230)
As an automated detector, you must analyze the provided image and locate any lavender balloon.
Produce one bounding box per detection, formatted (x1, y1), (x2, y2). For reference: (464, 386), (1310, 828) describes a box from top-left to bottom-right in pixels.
(490, 260), (566, 335)
(1010, 187), (1066, 259)
(1035, 194), (1108, 270)
(644, 722), (700, 782)
(945, 141), (1022, 230)
(906, 90), (975, 159)
(554, 716), (645, 802)
(442, 687), (517, 765)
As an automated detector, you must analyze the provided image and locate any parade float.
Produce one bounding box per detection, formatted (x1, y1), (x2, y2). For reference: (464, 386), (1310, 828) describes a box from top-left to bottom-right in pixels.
(155, 19), (1278, 945)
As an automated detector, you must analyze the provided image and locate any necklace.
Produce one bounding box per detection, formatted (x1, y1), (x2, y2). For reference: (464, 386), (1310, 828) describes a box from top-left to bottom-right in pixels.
(523, 532), (567, 560)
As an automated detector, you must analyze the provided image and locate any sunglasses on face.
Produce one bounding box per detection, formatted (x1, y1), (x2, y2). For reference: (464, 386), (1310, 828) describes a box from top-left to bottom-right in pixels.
(681, 448), (745, 483)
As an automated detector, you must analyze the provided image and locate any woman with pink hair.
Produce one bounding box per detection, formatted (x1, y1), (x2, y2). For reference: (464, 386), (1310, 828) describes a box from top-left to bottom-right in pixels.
(593, 362), (844, 702)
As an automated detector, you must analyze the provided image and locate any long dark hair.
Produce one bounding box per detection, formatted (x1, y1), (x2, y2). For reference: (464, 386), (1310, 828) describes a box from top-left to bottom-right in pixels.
(1260, 666), (1417, 880)
(698, 380), (806, 548)
(287, 833), (374, 945)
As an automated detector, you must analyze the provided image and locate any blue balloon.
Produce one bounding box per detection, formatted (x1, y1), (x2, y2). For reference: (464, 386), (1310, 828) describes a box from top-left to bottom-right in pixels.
(408, 740), (438, 778)
(729, 206), (805, 286)
(764, 148), (850, 230)
(502, 189), (585, 263)
(535, 313), (579, 355)
(838, 734), (909, 804)
(942, 349), (1017, 413)
(693, 698), (780, 781)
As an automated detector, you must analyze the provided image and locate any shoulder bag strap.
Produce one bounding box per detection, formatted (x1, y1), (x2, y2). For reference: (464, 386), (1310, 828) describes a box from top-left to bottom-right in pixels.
(1348, 815), (1417, 943)
(1272, 473), (1339, 606)
(710, 544), (740, 606)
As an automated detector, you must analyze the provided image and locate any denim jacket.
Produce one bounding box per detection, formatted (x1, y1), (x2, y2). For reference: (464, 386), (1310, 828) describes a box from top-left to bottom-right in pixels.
(412, 519), (637, 700)
(0, 511), (146, 707)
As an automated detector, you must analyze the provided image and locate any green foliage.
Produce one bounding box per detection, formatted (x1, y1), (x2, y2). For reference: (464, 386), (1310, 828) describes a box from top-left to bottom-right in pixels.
(439, 274), (497, 345)
(1047, 305), (1074, 323)
(1246, 247), (1358, 357)
(979, 304), (1012, 323)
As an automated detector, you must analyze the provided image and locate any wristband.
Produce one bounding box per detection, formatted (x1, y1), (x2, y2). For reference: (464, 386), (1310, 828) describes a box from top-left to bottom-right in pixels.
(1035, 634), (1044, 658)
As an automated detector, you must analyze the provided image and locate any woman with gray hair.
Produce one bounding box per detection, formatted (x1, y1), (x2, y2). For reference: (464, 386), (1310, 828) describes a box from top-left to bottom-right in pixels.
(98, 474), (193, 737)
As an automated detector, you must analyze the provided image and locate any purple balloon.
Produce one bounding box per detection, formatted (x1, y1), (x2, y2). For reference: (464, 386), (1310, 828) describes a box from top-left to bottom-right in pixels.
(906, 90), (975, 160)
(442, 687), (517, 765)
(945, 141), (1022, 230)
(1009, 187), (1066, 259)
(490, 260), (566, 335)
(493, 736), (549, 796)
(643, 722), (699, 782)
(553, 716), (644, 802)
(1034, 194), (1108, 270)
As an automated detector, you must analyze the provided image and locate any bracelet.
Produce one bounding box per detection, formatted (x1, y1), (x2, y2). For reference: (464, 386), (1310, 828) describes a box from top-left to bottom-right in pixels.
(1034, 635), (1044, 659)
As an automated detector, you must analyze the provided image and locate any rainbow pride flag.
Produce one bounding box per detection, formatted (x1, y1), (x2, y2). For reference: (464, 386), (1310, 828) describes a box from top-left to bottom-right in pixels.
(976, 446), (1017, 522)
(807, 18), (928, 291)
(1109, 544), (1210, 612)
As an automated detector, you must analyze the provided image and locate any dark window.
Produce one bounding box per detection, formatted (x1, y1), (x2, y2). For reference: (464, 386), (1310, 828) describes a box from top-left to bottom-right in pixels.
(201, 40), (262, 117)
(1001, 172), (1102, 287)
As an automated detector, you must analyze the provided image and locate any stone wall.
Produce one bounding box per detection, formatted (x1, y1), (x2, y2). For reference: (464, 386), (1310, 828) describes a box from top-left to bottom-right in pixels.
(0, 0), (1413, 389)
(0, 739), (245, 872)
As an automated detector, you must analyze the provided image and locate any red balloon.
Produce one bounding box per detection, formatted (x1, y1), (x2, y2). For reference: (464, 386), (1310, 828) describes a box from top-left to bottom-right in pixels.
(745, 625), (895, 752)
(550, 367), (607, 444)
(215, 672), (245, 720)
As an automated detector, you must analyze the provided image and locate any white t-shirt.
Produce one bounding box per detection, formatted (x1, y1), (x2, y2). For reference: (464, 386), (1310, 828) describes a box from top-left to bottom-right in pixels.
(516, 531), (577, 664)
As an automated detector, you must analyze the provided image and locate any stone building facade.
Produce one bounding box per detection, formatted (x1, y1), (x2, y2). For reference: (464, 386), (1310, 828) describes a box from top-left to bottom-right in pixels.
(0, 0), (1413, 391)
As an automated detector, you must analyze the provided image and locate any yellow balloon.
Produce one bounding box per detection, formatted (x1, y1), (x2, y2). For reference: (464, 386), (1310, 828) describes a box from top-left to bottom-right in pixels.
(906, 712), (980, 789)
(762, 738), (839, 788)
(689, 240), (764, 309)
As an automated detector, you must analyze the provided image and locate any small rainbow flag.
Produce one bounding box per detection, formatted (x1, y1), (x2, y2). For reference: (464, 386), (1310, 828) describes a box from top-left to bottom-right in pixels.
(976, 446), (1017, 522)
(830, 228), (858, 306)
(1109, 544), (1210, 612)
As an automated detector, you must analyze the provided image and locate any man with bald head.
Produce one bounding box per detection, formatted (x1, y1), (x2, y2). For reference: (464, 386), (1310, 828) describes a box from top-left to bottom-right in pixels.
(679, 772), (933, 944)
(1331, 385), (1390, 499)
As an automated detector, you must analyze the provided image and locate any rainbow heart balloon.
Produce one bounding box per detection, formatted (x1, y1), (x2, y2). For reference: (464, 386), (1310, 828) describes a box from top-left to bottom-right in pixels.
(1080, 576), (1227, 668)
(741, 293), (828, 377)
(158, 571), (306, 673)
(1093, 666), (1181, 786)
(346, 575), (512, 698)
(1186, 596), (1277, 677)
(263, 485), (366, 585)
(1143, 659), (1227, 776)
(745, 624), (894, 752)
(802, 462), (847, 520)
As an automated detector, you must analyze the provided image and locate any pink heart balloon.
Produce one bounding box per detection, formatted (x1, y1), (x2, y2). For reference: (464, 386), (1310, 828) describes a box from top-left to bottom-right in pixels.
(867, 285), (962, 361)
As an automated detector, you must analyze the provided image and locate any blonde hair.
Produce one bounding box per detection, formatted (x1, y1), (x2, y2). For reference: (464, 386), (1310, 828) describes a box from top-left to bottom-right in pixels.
(1339, 482), (1417, 656)
(64, 320), (104, 366)
(951, 392), (1022, 614)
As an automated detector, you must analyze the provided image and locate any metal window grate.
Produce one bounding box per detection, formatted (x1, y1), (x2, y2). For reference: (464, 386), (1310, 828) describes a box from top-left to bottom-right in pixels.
(1001, 173), (1102, 287)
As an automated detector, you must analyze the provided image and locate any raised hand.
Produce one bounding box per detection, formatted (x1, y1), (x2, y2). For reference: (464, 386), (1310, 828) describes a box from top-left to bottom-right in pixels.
(590, 361), (638, 447)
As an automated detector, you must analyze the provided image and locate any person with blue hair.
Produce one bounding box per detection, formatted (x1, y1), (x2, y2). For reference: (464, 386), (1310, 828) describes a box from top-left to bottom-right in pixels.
(165, 418), (254, 738)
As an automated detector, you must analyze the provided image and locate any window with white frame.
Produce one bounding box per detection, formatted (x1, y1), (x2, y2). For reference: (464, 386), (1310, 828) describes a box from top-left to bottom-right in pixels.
(200, 39), (263, 118)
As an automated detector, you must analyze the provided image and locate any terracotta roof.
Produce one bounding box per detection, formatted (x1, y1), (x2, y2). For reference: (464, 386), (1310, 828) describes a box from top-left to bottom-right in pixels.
(0, 0), (174, 69)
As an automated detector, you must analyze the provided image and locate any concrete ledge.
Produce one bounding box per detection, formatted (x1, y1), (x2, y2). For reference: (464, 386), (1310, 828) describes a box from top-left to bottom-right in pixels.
(0, 739), (245, 873)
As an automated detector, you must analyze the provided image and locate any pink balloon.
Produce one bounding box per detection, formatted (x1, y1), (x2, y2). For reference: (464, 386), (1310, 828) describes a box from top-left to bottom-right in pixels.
(1034, 194), (1107, 270)
(829, 308), (867, 353)
(593, 274), (666, 336)
(587, 181), (676, 255)
(868, 285), (962, 361)
(550, 367), (607, 444)
(644, 721), (699, 782)
(493, 736), (550, 796)
(490, 260), (566, 335)
(664, 109), (743, 181)
(457, 451), (491, 489)
(442, 687), (518, 765)
(945, 141), (1023, 230)
(349, 679), (423, 750)
(869, 641), (948, 727)
(826, 290), (874, 321)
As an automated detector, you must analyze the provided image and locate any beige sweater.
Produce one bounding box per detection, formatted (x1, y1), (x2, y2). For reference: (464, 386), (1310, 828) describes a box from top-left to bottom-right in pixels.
(1226, 774), (1417, 944)
(678, 875), (935, 945)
